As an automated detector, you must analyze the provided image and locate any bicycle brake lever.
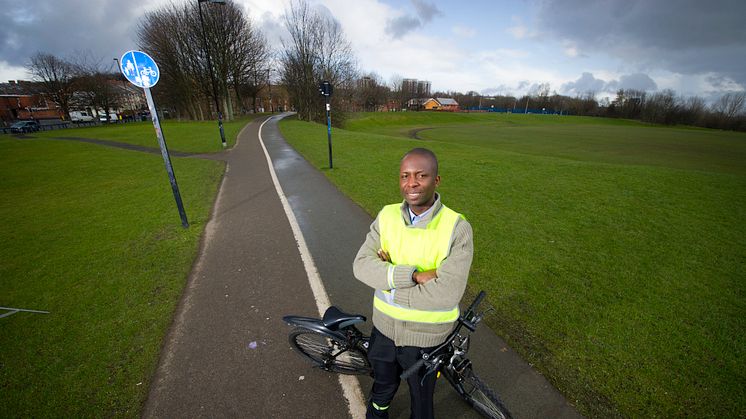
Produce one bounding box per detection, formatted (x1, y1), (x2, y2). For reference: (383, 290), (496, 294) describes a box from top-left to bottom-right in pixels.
(419, 360), (440, 387)
(462, 319), (477, 332)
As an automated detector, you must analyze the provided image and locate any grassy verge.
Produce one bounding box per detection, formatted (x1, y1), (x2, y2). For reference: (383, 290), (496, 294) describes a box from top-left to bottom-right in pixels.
(279, 112), (746, 418)
(0, 119), (235, 415)
(33, 115), (261, 153)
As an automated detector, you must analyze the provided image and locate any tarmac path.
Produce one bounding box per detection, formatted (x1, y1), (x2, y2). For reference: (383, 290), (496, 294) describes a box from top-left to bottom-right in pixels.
(142, 116), (351, 418)
(144, 114), (583, 418)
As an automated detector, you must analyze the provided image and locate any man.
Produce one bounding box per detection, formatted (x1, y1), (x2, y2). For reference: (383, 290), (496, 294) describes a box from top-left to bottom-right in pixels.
(353, 148), (474, 418)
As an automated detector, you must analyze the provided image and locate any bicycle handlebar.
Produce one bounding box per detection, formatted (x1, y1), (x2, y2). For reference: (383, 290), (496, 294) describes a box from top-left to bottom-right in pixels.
(400, 357), (426, 380)
(466, 291), (486, 315)
(399, 291), (488, 380)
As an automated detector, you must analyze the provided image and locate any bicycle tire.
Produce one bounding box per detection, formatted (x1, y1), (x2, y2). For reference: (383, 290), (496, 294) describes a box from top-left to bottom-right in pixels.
(288, 328), (372, 375)
(444, 364), (513, 419)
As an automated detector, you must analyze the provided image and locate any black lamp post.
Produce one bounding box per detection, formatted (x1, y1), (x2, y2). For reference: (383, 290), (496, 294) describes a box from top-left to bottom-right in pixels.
(113, 57), (131, 121)
(198, 0), (227, 148)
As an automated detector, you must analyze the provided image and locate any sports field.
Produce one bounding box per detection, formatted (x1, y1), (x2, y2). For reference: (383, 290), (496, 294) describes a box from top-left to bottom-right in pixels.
(280, 112), (745, 418)
(0, 118), (252, 416)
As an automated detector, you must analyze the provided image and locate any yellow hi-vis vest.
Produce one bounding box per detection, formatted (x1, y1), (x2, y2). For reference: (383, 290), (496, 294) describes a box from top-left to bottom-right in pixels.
(373, 203), (462, 324)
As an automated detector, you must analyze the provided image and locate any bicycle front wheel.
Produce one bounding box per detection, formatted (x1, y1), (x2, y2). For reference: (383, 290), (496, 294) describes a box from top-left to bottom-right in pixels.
(444, 364), (513, 419)
(289, 328), (371, 375)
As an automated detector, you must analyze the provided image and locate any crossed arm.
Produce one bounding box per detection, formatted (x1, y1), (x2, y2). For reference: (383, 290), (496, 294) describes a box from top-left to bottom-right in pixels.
(353, 215), (474, 311)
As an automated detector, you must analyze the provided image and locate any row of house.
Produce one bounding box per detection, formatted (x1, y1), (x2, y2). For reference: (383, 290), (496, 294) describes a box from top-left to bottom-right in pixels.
(0, 81), (63, 122)
(0, 79), (147, 127)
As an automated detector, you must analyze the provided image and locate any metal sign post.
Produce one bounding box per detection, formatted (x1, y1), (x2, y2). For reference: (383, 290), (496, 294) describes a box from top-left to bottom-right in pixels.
(120, 50), (189, 228)
(319, 81), (334, 169)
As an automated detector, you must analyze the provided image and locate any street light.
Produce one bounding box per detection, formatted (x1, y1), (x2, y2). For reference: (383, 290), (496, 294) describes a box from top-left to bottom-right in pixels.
(113, 57), (131, 121)
(197, 0), (227, 148)
(267, 68), (273, 113)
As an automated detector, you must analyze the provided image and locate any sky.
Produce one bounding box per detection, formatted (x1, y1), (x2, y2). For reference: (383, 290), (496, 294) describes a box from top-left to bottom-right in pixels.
(1, 0), (745, 102)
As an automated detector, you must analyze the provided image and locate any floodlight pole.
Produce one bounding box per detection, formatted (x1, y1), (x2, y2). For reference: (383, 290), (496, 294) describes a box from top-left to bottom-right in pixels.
(198, 0), (227, 148)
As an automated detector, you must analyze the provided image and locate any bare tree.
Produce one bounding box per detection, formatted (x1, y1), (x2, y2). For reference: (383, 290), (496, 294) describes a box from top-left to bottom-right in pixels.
(280, 0), (357, 122)
(138, 1), (269, 120)
(73, 53), (122, 122)
(388, 74), (408, 111)
(234, 27), (272, 113)
(680, 95), (706, 126)
(712, 92), (746, 119)
(199, 1), (255, 120)
(355, 72), (388, 112)
(642, 89), (680, 124)
(27, 53), (78, 121)
(139, 4), (206, 119)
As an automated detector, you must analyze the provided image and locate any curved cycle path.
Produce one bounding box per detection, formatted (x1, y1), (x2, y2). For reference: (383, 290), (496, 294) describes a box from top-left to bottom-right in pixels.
(142, 116), (351, 418)
(260, 114), (582, 419)
(144, 113), (583, 418)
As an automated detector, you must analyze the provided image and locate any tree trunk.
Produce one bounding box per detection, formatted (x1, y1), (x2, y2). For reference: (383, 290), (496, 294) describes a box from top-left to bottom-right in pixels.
(222, 96), (230, 121)
(225, 93), (234, 121)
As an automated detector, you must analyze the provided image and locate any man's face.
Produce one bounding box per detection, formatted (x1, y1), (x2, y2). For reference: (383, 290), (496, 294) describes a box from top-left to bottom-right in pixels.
(399, 154), (440, 213)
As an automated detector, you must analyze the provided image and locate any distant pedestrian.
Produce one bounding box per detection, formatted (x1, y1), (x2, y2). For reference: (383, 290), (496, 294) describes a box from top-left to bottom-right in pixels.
(353, 147), (474, 418)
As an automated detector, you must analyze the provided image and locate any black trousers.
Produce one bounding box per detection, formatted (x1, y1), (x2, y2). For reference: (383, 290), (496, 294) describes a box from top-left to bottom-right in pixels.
(366, 327), (438, 419)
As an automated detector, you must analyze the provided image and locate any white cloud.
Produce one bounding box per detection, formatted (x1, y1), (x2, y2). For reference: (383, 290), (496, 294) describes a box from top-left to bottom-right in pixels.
(452, 25), (476, 38)
(0, 61), (29, 83)
(564, 46), (579, 58)
(506, 16), (530, 39)
(506, 25), (527, 39)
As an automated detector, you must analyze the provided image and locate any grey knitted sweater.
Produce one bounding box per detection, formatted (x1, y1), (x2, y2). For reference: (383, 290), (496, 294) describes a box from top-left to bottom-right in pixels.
(353, 194), (474, 347)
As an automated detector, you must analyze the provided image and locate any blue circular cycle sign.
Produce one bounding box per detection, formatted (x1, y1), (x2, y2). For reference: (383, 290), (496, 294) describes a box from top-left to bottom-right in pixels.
(119, 50), (160, 88)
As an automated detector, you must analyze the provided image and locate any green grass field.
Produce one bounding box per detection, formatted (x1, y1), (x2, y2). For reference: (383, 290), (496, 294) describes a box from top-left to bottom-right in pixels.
(280, 112), (746, 418)
(34, 116), (259, 153)
(0, 120), (233, 416)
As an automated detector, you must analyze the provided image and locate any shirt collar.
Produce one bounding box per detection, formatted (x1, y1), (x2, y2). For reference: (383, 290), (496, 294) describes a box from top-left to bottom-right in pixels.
(404, 193), (441, 226)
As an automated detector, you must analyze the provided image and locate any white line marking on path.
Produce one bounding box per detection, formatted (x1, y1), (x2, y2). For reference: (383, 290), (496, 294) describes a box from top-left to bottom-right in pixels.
(258, 116), (367, 419)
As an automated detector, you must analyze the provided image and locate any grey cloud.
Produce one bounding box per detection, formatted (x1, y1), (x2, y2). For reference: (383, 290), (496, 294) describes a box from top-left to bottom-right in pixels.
(0, 0), (151, 70)
(706, 74), (735, 90)
(411, 0), (441, 23)
(607, 73), (658, 92)
(258, 11), (286, 48)
(561, 72), (658, 95)
(385, 15), (422, 39)
(537, 0), (746, 86)
(561, 72), (606, 95)
(385, 0), (441, 39)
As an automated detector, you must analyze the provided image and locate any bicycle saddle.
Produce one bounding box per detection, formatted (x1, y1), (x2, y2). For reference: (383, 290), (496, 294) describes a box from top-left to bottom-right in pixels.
(322, 306), (366, 331)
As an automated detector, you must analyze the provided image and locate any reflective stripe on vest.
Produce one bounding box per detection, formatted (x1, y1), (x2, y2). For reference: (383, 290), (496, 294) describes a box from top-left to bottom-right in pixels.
(374, 289), (459, 324)
(374, 203), (461, 324)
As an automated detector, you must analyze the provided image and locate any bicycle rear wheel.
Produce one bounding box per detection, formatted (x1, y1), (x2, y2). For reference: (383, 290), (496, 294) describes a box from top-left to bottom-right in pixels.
(444, 364), (512, 419)
(289, 328), (371, 375)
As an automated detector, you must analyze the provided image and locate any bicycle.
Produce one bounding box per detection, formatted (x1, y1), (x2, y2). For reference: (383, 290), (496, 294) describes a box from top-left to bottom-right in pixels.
(283, 291), (513, 419)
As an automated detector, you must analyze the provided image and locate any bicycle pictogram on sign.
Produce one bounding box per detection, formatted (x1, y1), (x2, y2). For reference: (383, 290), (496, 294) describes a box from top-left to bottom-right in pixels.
(119, 50), (160, 89)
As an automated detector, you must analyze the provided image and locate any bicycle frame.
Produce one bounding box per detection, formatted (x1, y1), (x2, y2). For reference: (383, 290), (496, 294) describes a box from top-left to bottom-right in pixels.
(285, 291), (512, 419)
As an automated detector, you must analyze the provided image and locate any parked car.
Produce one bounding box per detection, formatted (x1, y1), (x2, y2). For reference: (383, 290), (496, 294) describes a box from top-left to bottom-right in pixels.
(98, 112), (119, 123)
(10, 120), (40, 133)
(70, 110), (94, 122)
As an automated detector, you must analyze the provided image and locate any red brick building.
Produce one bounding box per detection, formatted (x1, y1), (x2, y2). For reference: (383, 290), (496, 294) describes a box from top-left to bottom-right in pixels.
(0, 81), (63, 124)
